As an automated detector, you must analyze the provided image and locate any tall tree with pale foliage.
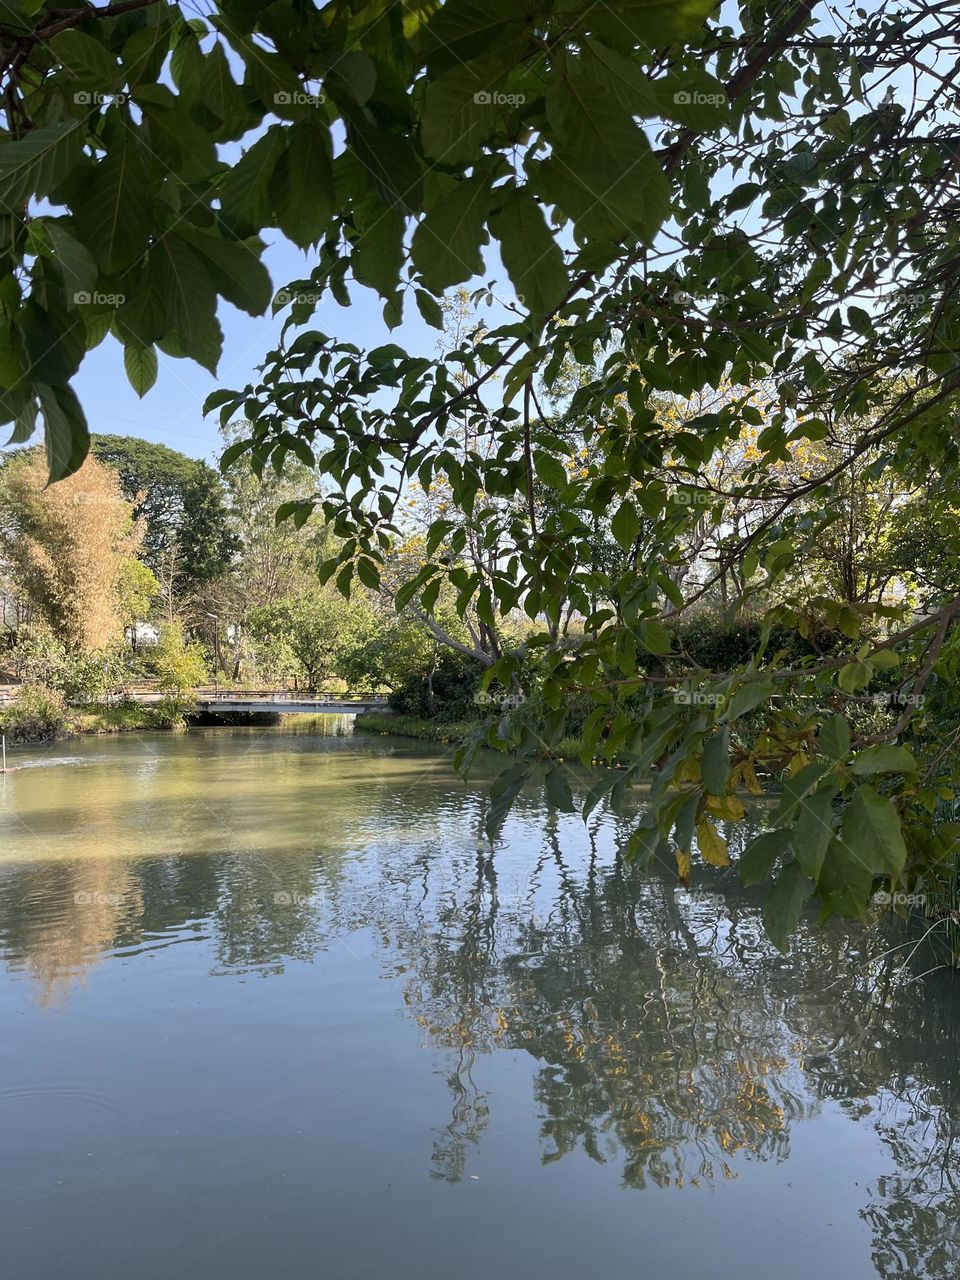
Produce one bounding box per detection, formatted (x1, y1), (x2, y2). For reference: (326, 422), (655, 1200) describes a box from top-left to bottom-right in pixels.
(0, 450), (146, 652)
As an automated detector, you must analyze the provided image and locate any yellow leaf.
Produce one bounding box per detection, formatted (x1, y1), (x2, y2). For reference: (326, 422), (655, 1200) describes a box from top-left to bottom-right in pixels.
(742, 761), (764, 796)
(707, 793), (746, 821)
(676, 849), (691, 884)
(675, 757), (701, 784)
(697, 817), (730, 867)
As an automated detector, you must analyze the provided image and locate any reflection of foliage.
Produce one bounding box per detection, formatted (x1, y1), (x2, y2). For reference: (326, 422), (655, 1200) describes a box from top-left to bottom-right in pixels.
(863, 1100), (960, 1280)
(3, 753), (960, 1274)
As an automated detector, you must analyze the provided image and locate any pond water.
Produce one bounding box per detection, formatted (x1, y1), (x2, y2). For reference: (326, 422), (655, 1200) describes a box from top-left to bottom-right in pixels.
(0, 724), (958, 1280)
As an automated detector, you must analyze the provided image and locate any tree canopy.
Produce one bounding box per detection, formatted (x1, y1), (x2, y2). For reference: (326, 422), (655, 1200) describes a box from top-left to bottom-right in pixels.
(91, 434), (238, 602)
(3, 0), (960, 945)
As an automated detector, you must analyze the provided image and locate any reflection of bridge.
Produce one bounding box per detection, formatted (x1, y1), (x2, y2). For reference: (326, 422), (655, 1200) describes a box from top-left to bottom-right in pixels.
(121, 689), (389, 716)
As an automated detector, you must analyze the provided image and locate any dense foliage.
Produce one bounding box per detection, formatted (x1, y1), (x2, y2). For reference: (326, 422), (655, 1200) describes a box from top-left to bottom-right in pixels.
(91, 434), (239, 606)
(3, 0), (960, 946)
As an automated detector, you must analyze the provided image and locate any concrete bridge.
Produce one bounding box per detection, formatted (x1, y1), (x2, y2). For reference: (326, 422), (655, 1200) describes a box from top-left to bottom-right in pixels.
(91, 688), (390, 716)
(193, 691), (388, 716)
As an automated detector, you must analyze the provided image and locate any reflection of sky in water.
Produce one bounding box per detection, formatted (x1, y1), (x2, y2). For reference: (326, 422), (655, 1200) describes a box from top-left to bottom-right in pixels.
(0, 728), (957, 1280)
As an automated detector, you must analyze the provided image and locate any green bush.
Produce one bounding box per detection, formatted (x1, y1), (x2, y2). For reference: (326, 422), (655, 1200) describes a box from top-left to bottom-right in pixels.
(0, 683), (68, 743)
(151, 694), (195, 729)
(5, 627), (122, 701)
(387, 650), (484, 722)
(661, 610), (845, 672)
(147, 623), (208, 694)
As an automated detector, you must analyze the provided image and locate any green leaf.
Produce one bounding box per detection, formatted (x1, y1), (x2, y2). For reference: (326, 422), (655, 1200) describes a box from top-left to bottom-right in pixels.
(762, 859), (814, 952)
(590, 0), (716, 44)
(270, 120), (335, 249)
(421, 65), (500, 164)
(837, 660), (872, 693)
(722, 678), (774, 722)
(545, 767), (575, 812)
(50, 29), (122, 92)
(533, 451), (567, 488)
(774, 760), (832, 825)
(201, 42), (245, 132)
(818, 837), (873, 919)
(123, 343), (157, 397)
(38, 381), (89, 482)
(850, 744), (918, 776)
(174, 229), (272, 316)
(219, 438), (251, 471)
(740, 828), (788, 887)
(636, 620), (671, 655)
(347, 120), (421, 212)
(69, 146), (156, 272)
(219, 126), (287, 234)
(790, 783), (837, 879)
(841, 784), (907, 876)
(41, 221), (98, 305)
(0, 122), (83, 211)
(611, 499), (639, 550)
(156, 237), (222, 373)
(420, 0), (525, 66)
(353, 208), (405, 300)
(415, 288), (444, 328)
(818, 714), (850, 760)
(701, 727), (730, 795)
(546, 70), (670, 241)
(490, 185), (568, 316)
(412, 178), (489, 293)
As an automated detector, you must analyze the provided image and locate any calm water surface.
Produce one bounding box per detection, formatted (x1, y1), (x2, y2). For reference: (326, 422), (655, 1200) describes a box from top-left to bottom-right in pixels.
(0, 724), (958, 1280)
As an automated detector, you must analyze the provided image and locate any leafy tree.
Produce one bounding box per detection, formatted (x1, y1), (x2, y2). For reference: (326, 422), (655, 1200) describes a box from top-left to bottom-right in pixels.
(117, 556), (160, 629)
(249, 591), (369, 690)
(0, 449), (145, 651)
(149, 620), (208, 693)
(6, 0), (960, 943)
(91, 435), (237, 606)
(5, 625), (121, 699)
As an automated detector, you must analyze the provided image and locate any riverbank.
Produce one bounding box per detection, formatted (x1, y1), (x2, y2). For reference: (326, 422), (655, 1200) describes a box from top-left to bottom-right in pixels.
(71, 703), (169, 734)
(0, 695), (185, 744)
(355, 711), (589, 761)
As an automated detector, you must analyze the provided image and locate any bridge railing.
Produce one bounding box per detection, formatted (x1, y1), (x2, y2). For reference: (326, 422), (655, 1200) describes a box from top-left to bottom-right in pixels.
(59, 685), (389, 706)
(196, 689), (387, 704)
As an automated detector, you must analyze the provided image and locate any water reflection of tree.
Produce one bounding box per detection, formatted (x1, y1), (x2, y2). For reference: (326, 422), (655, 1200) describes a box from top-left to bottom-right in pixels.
(3, 791), (960, 1275)
(373, 827), (808, 1188)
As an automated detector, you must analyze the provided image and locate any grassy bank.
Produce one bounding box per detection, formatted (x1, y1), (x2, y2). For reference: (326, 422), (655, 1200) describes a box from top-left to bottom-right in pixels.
(354, 711), (588, 761)
(69, 703), (171, 734)
(0, 687), (196, 744)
